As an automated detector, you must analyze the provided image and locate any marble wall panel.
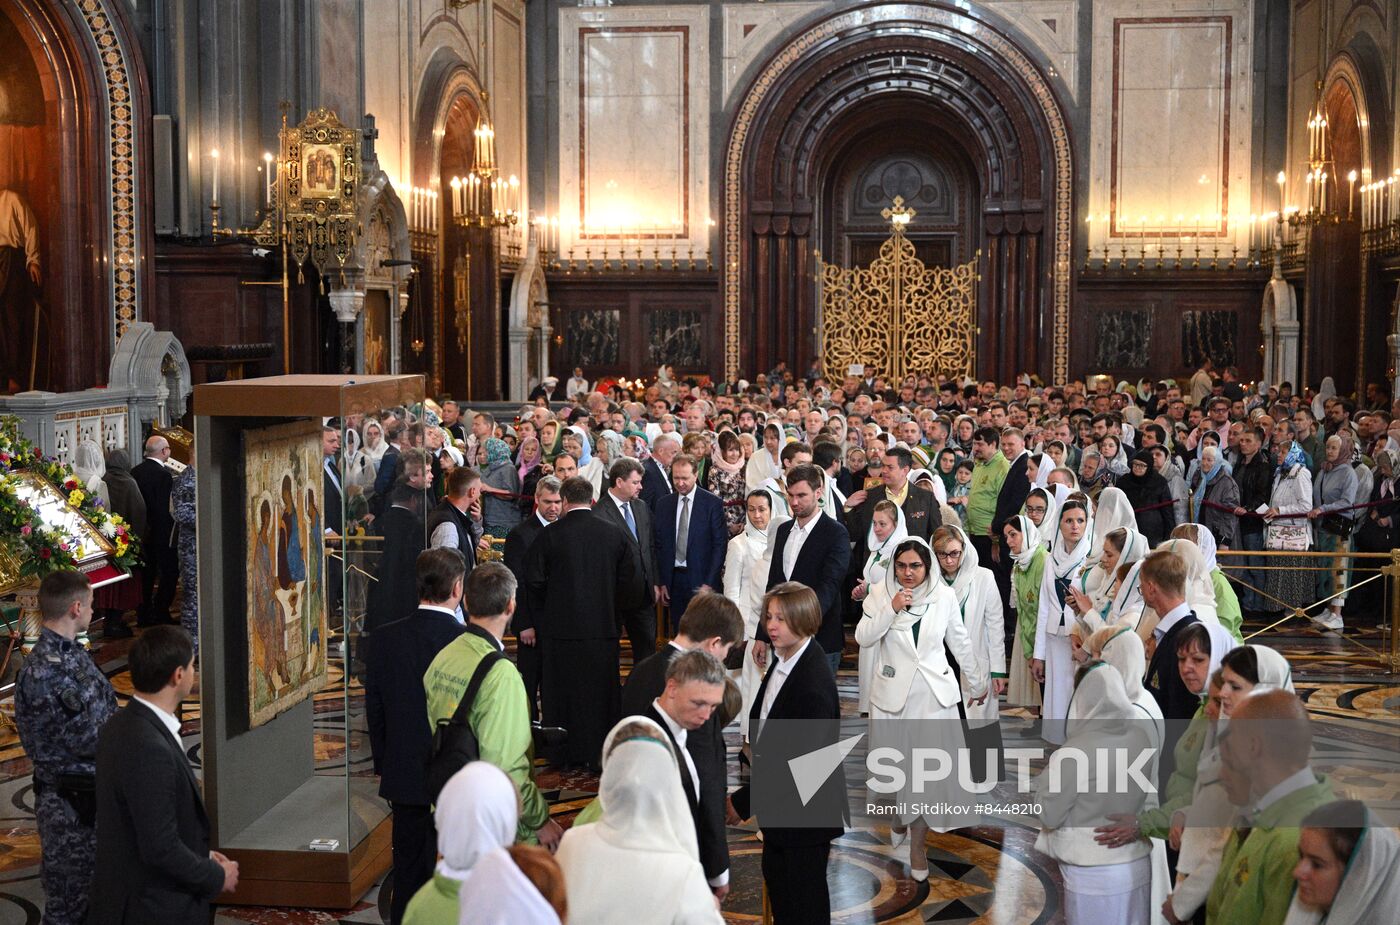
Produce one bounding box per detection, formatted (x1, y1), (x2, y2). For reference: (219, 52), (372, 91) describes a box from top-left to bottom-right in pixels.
(719, 2), (826, 103)
(493, 2), (527, 188)
(559, 6), (710, 257)
(1088, 1), (1254, 252)
(564, 309), (621, 367)
(1095, 308), (1155, 370)
(647, 309), (704, 368)
(1181, 309), (1237, 369)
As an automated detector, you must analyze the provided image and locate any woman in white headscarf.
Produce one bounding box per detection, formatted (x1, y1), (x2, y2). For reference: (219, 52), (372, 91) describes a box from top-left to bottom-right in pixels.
(1087, 488), (1136, 566)
(1311, 376), (1337, 423)
(1285, 800), (1400, 925)
(932, 524), (1006, 758)
(1153, 536), (1227, 632)
(723, 488), (777, 740)
(1068, 527), (1148, 644)
(856, 536), (987, 873)
(1005, 514), (1046, 712)
(745, 422), (783, 490)
(1023, 485), (1059, 549)
(1033, 497), (1094, 744)
(851, 500), (908, 714)
(735, 491), (790, 743)
(1170, 523), (1243, 642)
(1036, 662), (1154, 924)
(72, 439), (111, 510)
(555, 717), (722, 924)
(402, 762), (518, 925)
(456, 845), (563, 925)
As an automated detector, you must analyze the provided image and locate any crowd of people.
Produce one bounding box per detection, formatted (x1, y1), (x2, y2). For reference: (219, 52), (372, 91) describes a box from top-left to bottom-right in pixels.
(13, 358), (1400, 925)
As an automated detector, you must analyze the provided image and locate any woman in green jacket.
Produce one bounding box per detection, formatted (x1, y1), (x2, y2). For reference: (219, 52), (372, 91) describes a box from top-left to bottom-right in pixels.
(402, 762), (519, 925)
(1005, 514), (1045, 714)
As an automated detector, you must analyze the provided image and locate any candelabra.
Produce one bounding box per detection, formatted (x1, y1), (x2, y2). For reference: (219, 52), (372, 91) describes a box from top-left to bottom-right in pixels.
(528, 215), (716, 274)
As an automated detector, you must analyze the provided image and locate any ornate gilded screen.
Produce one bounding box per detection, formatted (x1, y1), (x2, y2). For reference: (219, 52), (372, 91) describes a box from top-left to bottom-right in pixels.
(818, 198), (977, 381)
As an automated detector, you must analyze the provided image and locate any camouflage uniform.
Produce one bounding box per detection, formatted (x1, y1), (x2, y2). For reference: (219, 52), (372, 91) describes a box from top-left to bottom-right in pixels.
(15, 627), (118, 925)
(172, 466), (199, 651)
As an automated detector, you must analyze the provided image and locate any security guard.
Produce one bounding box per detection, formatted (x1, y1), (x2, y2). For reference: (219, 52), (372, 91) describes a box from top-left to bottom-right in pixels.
(15, 569), (118, 925)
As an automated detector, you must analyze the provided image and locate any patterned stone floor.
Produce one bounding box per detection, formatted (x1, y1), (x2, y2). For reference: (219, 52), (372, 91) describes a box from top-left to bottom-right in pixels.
(0, 615), (1396, 925)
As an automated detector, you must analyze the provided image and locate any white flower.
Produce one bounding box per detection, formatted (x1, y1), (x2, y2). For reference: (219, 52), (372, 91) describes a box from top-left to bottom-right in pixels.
(99, 520), (118, 539)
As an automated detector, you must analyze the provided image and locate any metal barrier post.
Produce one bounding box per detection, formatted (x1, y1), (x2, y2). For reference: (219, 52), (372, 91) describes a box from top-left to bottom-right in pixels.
(1389, 549), (1400, 673)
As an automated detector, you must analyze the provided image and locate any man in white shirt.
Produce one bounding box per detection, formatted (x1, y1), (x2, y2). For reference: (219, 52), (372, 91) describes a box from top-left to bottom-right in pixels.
(647, 650), (729, 897)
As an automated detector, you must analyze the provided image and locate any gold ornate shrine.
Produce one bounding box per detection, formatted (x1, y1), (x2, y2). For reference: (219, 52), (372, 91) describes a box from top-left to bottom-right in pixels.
(817, 197), (978, 381)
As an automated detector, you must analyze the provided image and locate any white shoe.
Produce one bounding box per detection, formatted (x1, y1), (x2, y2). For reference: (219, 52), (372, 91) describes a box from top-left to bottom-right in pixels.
(889, 826), (907, 848)
(1314, 611), (1344, 631)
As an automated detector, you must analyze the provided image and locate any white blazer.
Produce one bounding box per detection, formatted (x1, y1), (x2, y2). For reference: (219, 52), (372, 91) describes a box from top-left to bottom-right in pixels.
(855, 581), (986, 715)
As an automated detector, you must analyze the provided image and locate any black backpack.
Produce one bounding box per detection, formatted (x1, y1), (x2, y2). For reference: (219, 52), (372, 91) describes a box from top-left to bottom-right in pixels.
(424, 650), (505, 802)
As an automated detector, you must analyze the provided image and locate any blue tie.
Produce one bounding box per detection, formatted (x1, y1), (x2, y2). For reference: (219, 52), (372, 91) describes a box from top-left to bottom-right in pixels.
(623, 501), (637, 539)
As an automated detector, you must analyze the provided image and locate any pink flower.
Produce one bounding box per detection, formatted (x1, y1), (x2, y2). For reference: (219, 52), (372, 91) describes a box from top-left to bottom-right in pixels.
(20, 524), (31, 536)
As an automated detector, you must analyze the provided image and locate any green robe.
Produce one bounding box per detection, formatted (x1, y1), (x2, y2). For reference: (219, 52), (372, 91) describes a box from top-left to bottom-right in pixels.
(1010, 545), (1046, 662)
(424, 632), (549, 842)
(1206, 774), (1336, 925)
(1211, 568), (1244, 642)
(401, 872), (460, 925)
(1138, 704), (1208, 838)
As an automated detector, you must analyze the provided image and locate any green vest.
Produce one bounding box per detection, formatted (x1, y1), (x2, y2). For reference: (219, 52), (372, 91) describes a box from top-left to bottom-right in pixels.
(401, 872), (461, 925)
(1010, 545), (1047, 661)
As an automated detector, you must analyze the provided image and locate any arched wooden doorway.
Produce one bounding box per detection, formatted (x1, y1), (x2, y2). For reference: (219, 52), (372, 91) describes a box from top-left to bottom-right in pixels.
(724, 4), (1073, 384)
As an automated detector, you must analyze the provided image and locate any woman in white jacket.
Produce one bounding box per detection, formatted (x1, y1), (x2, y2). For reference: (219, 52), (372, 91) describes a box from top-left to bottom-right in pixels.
(932, 524), (1006, 782)
(1036, 661), (1153, 925)
(852, 500), (908, 714)
(722, 488), (776, 743)
(1032, 497), (1093, 745)
(1263, 441), (1315, 612)
(856, 536), (988, 879)
(744, 422), (782, 490)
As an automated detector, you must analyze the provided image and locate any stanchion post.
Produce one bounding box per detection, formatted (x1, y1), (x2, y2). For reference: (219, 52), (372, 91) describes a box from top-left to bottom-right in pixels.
(1389, 549), (1400, 673)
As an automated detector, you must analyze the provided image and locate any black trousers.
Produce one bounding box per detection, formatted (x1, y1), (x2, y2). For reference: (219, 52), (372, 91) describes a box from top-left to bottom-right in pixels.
(622, 604), (657, 660)
(139, 542), (179, 624)
(667, 567), (698, 634)
(517, 636), (543, 721)
(388, 802), (436, 925)
(762, 841), (831, 924)
(543, 637), (620, 766)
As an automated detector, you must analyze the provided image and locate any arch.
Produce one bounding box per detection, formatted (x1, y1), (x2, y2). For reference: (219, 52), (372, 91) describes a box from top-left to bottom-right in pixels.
(0, 0), (151, 390)
(723, 2), (1074, 382)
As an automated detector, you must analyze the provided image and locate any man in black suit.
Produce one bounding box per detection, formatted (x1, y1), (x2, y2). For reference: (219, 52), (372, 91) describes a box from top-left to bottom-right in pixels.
(654, 454), (727, 634)
(643, 649), (734, 900)
(641, 432), (679, 514)
(729, 582), (844, 924)
(132, 435), (178, 626)
(1139, 549), (1202, 790)
(525, 476), (644, 768)
(844, 446), (940, 545)
(89, 626), (237, 923)
(760, 464), (851, 674)
(363, 547), (468, 925)
(502, 475), (563, 719)
(596, 457), (660, 657)
(322, 425), (344, 619)
(365, 456), (431, 633)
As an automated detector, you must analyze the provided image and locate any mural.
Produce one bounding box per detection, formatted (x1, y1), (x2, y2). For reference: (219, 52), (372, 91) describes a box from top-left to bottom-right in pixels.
(244, 420), (326, 728)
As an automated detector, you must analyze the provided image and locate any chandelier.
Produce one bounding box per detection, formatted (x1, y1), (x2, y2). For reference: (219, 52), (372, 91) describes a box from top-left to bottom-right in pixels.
(449, 91), (520, 229)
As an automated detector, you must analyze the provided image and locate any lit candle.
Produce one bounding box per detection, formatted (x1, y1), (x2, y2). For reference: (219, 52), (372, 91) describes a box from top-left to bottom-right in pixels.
(263, 152), (274, 208)
(210, 148), (221, 206)
(1348, 170), (1358, 220)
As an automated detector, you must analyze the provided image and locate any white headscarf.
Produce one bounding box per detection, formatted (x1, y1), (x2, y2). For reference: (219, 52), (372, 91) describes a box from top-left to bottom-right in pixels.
(1087, 487), (1136, 566)
(1247, 643), (1296, 693)
(1156, 537), (1219, 615)
(1078, 526), (1148, 619)
(1175, 523), (1220, 572)
(880, 535), (939, 612)
(1024, 485), (1060, 548)
(1312, 376), (1337, 422)
(73, 439), (106, 494)
(1049, 499), (1094, 581)
(1283, 807), (1400, 925)
(863, 502), (909, 584)
(742, 487), (778, 553)
(936, 522), (984, 609)
(594, 716), (698, 861)
(910, 466), (948, 504)
(435, 762), (519, 881)
(1007, 514), (1043, 571)
(456, 846), (561, 925)
(362, 419), (388, 462)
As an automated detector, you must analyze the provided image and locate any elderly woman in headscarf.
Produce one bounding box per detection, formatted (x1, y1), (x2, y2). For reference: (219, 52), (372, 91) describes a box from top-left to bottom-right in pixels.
(1190, 443), (1240, 548)
(1351, 448), (1399, 615)
(479, 436), (522, 537)
(1310, 431), (1360, 630)
(1035, 662), (1154, 924)
(72, 439), (111, 509)
(556, 717), (723, 924)
(1078, 446), (1115, 500)
(1264, 440), (1315, 615)
(1116, 448), (1176, 546)
(402, 762), (519, 925)
(1285, 799), (1400, 925)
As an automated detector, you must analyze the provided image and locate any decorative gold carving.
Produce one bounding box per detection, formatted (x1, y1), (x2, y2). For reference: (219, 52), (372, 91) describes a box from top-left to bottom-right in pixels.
(723, 5), (1074, 382)
(818, 200), (977, 381)
(453, 253), (471, 356)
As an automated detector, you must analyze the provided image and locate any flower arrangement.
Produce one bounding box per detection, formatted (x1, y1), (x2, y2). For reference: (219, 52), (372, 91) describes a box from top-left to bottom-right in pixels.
(0, 416), (141, 582)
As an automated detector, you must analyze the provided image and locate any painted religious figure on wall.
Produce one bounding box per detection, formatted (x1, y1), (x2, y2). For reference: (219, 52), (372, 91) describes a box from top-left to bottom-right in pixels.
(244, 420), (327, 728)
(0, 9), (48, 394)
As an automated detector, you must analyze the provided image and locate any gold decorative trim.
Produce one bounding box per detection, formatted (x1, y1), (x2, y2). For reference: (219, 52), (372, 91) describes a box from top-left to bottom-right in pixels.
(76, 0), (141, 342)
(723, 4), (1074, 382)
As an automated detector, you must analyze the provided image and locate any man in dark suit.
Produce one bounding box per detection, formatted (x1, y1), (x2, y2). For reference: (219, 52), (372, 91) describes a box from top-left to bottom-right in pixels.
(643, 649), (734, 900)
(729, 583), (844, 924)
(365, 458), (431, 633)
(363, 548), (468, 925)
(323, 425), (344, 619)
(503, 475), (563, 722)
(1139, 550), (1203, 791)
(760, 464), (851, 673)
(596, 457), (660, 657)
(525, 476), (644, 768)
(641, 433), (679, 514)
(653, 454), (726, 634)
(132, 435), (178, 626)
(844, 446), (940, 545)
(990, 427), (1031, 648)
(89, 626), (237, 923)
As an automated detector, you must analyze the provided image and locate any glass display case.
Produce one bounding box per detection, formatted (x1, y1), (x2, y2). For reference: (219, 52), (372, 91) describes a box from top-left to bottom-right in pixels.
(193, 374), (424, 908)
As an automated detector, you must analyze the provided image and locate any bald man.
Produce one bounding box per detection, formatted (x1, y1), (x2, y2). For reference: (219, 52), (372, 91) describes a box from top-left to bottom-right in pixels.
(132, 436), (179, 626)
(1205, 689), (1335, 925)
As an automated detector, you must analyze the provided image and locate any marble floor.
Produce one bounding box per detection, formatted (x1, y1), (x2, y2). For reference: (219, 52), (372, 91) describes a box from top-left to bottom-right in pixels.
(0, 615), (1397, 925)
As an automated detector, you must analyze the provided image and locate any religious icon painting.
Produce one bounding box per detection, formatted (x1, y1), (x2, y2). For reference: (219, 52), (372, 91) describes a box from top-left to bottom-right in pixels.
(243, 419), (327, 728)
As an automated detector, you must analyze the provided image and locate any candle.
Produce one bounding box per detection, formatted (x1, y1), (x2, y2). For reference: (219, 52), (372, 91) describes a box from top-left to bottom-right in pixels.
(210, 148), (221, 206)
(263, 152), (274, 209)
